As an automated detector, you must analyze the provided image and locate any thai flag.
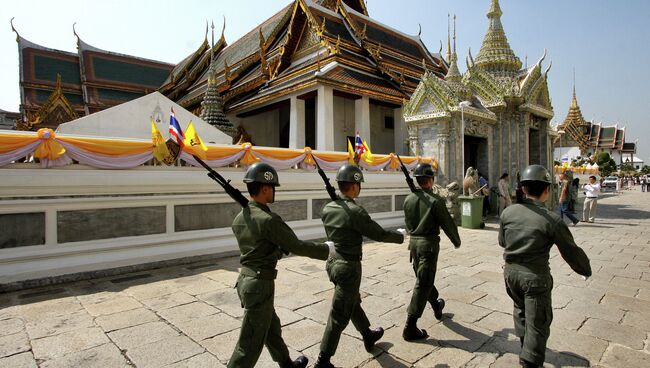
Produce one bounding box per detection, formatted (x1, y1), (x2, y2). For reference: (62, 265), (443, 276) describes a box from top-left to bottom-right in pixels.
(354, 133), (366, 156)
(169, 108), (184, 147)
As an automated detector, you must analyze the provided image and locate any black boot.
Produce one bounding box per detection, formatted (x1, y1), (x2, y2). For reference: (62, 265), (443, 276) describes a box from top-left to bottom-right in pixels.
(519, 336), (524, 348)
(432, 298), (445, 320)
(402, 315), (428, 341)
(520, 358), (541, 368)
(361, 327), (384, 351)
(282, 355), (308, 368)
(313, 352), (334, 368)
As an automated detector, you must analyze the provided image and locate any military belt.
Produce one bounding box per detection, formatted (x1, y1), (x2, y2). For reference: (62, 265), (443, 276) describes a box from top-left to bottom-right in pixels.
(409, 234), (440, 241)
(332, 250), (362, 262)
(240, 266), (278, 280)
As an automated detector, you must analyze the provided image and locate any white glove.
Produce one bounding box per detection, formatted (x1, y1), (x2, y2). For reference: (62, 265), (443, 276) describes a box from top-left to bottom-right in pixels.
(582, 276), (589, 281)
(397, 228), (407, 236)
(325, 241), (335, 257)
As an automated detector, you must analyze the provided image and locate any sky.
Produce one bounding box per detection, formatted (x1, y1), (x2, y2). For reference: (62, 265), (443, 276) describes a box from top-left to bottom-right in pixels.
(2, 0), (649, 162)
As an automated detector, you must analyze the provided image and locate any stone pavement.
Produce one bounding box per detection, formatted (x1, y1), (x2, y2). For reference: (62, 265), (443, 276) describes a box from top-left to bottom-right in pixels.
(1, 189), (649, 368)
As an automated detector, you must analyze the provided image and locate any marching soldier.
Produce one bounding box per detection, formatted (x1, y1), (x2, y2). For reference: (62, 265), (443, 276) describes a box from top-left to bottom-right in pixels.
(401, 163), (461, 341)
(228, 163), (333, 368)
(314, 165), (405, 368)
(499, 165), (591, 367)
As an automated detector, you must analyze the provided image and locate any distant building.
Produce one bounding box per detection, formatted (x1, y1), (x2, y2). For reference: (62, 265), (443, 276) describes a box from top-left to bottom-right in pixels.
(555, 83), (636, 166)
(0, 109), (19, 130)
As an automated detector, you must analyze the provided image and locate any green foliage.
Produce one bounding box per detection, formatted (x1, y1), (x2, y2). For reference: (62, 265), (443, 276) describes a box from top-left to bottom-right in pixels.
(596, 152), (617, 176)
(641, 165), (650, 174)
(619, 164), (636, 175)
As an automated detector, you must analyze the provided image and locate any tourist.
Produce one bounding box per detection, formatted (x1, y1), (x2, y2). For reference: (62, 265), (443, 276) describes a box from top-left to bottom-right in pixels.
(558, 172), (580, 226)
(479, 172), (490, 217)
(499, 164), (591, 368)
(228, 163), (331, 368)
(314, 165), (405, 368)
(582, 175), (600, 222)
(640, 176), (646, 192)
(401, 163), (460, 342)
(498, 173), (511, 213)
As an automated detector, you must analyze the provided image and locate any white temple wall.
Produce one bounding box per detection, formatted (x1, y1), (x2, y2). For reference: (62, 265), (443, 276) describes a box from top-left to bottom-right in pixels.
(235, 109), (280, 147)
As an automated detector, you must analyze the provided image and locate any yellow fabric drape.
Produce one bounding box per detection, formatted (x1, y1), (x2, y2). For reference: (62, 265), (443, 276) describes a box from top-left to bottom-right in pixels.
(0, 133), (39, 153)
(33, 129), (66, 160)
(57, 136), (151, 156)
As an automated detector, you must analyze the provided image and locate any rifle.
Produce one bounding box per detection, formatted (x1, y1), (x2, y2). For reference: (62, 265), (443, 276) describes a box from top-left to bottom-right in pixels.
(193, 155), (248, 207)
(193, 155), (289, 255)
(313, 158), (338, 201)
(396, 155), (417, 193)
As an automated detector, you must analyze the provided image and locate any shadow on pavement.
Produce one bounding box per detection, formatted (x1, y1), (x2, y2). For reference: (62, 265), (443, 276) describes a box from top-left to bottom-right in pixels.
(434, 314), (590, 367)
(371, 343), (411, 368)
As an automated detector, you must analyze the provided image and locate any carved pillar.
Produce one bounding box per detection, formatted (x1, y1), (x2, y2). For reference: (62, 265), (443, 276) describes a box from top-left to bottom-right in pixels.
(355, 96), (371, 146)
(437, 132), (449, 185)
(393, 107), (407, 155)
(407, 124), (418, 156)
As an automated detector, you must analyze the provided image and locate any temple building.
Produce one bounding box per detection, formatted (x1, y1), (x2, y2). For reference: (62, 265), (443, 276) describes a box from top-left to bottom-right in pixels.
(404, 0), (555, 185)
(11, 20), (174, 130)
(555, 83), (637, 166)
(11, 0), (448, 156)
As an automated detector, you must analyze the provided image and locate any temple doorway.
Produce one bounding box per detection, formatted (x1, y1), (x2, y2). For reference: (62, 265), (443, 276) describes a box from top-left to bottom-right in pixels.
(529, 128), (540, 164)
(464, 135), (489, 177)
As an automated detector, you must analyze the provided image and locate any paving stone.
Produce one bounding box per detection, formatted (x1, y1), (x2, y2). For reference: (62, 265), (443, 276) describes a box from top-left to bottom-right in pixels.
(171, 275), (228, 296)
(295, 300), (331, 324)
(438, 285), (486, 304)
(472, 293), (513, 314)
(158, 302), (220, 325)
(95, 308), (159, 332)
(440, 300), (491, 324)
(141, 291), (197, 311)
(564, 299), (625, 323)
(304, 333), (376, 367)
(0, 352), (37, 368)
(0, 331), (30, 358)
(601, 293), (650, 315)
(274, 306), (304, 326)
(579, 318), (646, 350)
(123, 281), (178, 300)
(108, 321), (179, 351)
(39, 343), (130, 368)
(0, 318), (24, 337)
(474, 311), (516, 337)
(414, 346), (474, 367)
(425, 319), (492, 353)
(31, 327), (109, 360)
(200, 329), (239, 361)
(551, 308), (588, 331)
(490, 352), (523, 368)
(19, 297), (83, 322)
(463, 351), (499, 367)
(165, 352), (225, 368)
(125, 335), (203, 368)
(374, 326), (438, 364)
(173, 313), (240, 341)
(600, 344), (650, 368)
(360, 295), (403, 317)
(547, 327), (608, 363)
(359, 352), (410, 368)
(25, 310), (94, 339)
(281, 319), (324, 351)
(82, 296), (143, 317)
(196, 289), (243, 318)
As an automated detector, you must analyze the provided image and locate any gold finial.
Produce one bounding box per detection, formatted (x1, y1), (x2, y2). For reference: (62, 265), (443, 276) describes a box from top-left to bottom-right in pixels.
(10, 17), (21, 41)
(335, 35), (341, 54)
(320, 17), (326, 33)
(453, 14), (456, 54)
(221, 16), (227, 43)
(361, 23), (367, 39)
(258, 27), (265, 50)
(211, 20), (215, 47)
(418, 23), (421, 37)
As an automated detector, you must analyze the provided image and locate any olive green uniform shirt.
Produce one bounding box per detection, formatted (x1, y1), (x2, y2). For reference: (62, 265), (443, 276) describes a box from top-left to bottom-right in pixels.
(321, 195), (404, 258)
(232, 201), (329, 268)
(403, 189), (461, 247)
(498, 198), (591, 276)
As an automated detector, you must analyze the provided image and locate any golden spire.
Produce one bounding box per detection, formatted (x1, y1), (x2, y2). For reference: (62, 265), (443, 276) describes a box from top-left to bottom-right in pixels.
(571, 68), (578, 108)
(445, 14), (462, 83)
(475, 0), (521, 73)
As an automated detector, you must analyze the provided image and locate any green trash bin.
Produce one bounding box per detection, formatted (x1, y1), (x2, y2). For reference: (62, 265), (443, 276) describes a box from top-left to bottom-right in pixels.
(458, 195), (484, 229)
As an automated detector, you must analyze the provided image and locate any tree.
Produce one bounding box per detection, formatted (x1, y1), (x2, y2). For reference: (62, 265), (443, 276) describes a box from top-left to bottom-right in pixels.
(596, 152), (617, 176)
(619, 164), (636, 176)
(641, 165), (650, 174)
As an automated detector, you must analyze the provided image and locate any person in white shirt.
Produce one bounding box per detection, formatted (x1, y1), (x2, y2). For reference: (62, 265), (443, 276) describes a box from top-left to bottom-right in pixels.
(582, 175), (600, 223)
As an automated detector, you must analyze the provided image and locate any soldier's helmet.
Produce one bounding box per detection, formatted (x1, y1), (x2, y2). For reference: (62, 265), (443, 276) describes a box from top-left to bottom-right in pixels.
(520, 164), (552, 184)
(243, 162), (280, 186)
(413, 163), (435, 178)
(336, 164), (364, 183)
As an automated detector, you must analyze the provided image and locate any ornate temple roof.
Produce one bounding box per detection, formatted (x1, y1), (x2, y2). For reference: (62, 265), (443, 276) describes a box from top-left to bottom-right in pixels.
(474, 0), (521, 75)
(557, 83), (590, 151)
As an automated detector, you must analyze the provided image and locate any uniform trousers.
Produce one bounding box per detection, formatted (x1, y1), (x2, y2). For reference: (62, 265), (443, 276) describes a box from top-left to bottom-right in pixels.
(320, 257), (370, 355)
(228, 274), (290, 368)
(504, 264), (553, 366)
(407, 239), (441, 318)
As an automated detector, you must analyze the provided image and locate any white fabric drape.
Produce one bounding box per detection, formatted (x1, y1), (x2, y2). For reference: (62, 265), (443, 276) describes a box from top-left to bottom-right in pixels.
(59, 141), (153, 169)
(0, 141), (41, 166)
(180, 150), (246, 168)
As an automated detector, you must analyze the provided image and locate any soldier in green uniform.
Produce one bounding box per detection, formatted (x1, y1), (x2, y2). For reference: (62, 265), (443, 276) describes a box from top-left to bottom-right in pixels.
(402, 163), (461, 341)
(313, 165), (405, 368)
(228, 162), (333, 368)
(499, 165), (591, 367)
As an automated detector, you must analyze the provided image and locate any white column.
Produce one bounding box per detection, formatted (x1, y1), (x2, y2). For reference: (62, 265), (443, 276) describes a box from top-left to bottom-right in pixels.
(355, 96), (370, 146)
(289, 96), (305, 148)
(316, 85), (335, 150)
(393, 107), (406, 154)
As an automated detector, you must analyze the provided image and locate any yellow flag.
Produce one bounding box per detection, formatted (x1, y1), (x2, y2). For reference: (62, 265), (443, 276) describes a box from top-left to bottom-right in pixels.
(183, 121), (208, 160)
(151, 118), (170, 162)
(347, 139), (356, 164)
(360, 140), (373, 163)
